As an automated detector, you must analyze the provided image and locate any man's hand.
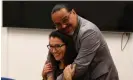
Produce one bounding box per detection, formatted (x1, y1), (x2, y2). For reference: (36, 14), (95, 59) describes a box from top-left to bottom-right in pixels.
(63, 64), (76, 80)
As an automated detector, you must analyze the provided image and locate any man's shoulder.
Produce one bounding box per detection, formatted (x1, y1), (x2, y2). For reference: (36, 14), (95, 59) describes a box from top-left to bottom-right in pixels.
(79, 16), (99, 32)
(78, 16), (100, 36)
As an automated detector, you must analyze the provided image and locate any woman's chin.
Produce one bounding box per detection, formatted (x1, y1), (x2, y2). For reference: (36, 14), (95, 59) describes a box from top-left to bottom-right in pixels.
(55, 57), (61, 61)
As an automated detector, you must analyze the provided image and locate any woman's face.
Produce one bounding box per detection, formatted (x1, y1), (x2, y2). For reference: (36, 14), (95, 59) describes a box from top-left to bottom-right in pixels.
(48, 37), (66, 61)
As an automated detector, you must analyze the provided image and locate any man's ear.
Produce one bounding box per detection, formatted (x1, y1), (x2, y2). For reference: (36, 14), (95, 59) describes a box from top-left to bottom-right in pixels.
(72, 9), (76, 14)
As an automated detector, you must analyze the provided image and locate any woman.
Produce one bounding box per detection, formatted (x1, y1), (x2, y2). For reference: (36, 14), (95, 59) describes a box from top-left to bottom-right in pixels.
(42, 30), (77, 80)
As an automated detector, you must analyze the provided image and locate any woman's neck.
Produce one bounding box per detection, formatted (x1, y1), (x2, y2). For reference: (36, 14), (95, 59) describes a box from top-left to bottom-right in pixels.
(59, 60), (65, 69)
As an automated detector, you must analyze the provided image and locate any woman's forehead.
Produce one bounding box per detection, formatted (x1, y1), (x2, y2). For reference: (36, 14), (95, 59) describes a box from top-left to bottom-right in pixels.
(49, 37), (63, 44)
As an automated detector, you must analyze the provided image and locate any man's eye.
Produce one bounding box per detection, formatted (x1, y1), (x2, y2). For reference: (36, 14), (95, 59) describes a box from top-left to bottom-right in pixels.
(62, 19), (68, 23)
(55, 23), (61, 27)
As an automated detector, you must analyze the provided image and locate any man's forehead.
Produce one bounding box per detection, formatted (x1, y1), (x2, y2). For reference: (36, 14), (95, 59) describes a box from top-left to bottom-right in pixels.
(56, 8), (68, 14)
(52, 8), (69, 22)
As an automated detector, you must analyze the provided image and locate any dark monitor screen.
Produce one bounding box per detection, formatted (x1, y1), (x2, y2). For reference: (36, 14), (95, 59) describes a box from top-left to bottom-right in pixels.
(3, 1), (133, 32)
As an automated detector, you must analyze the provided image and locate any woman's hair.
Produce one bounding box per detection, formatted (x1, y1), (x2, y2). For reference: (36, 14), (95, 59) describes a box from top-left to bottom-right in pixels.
(48, 30), (77, 67)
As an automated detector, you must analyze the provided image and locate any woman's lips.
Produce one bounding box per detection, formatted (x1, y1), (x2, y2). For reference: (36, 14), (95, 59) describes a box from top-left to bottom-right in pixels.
(54, 53), (60, 58)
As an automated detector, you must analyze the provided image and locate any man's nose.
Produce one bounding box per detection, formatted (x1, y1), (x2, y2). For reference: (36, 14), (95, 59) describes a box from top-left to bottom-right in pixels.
(61, 24), (67, 28)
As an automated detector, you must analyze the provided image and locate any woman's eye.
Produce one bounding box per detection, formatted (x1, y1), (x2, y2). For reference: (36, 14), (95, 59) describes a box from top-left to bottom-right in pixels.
(55, 44), (61, 47)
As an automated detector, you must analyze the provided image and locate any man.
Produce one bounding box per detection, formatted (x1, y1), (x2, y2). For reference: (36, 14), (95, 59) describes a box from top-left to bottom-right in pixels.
(42, 3), (119, 80)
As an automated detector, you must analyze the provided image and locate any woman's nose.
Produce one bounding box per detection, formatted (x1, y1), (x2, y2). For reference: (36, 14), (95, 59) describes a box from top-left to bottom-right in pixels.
(52, 48), (57, 53)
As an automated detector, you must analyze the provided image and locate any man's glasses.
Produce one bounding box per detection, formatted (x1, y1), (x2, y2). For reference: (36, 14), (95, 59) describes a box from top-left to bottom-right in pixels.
(47, 44), (65, 52)
(55, 11), (72, 29)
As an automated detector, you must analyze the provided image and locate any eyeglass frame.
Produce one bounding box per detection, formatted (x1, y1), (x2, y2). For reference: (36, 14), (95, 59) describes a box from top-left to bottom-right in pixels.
(47, 44), (65, 52)
(54, 11), (72, 29)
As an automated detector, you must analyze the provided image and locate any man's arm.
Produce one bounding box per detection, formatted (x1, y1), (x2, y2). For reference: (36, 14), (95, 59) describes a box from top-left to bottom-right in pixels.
(56, 29), (101, 80)
(73, 29), (101, 79)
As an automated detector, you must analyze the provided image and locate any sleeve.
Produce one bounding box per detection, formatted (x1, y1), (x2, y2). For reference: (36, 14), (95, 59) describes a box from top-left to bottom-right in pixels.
(55, 29), (101, 80)
(56, 74), (64, 80)
(73, 29), (101, 79)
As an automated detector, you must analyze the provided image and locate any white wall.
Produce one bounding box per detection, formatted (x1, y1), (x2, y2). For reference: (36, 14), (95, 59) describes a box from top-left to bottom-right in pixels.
(1, 27), (8, 77)
(1, 27), (133, 80)
(103, 32), (133, 80)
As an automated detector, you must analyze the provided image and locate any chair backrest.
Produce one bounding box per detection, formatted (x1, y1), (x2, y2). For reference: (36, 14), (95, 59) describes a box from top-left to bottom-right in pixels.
(1, 77), (14, 80)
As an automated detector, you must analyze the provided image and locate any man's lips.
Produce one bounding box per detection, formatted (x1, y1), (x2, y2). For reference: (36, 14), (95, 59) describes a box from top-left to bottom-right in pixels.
(64, 26), (72, 33)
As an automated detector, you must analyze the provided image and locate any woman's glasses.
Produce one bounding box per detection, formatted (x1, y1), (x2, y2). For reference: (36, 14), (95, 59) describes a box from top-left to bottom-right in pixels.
(47, 44), (65, 52)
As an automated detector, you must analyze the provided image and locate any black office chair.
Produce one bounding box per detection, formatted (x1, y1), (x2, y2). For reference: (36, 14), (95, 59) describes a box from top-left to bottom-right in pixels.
(1, 77), (14, 80)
